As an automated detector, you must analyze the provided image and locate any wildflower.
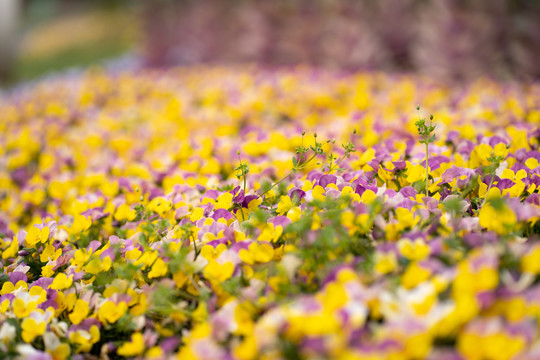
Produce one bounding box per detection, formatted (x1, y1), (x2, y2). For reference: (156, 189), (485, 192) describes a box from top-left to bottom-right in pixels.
(25, 226), (50, 247)
(117, 332), (145, 357)
(398, 238), (430, 261)
(13, 298), (38, 318)
(98, 301), (128, 324)
(69, 215), (92, 234)
(114, 203), (137, 222)
(21, 317), (46, 343)
(521, 244), (540, 274)
(479, 199), (517, 234)
(69, 325), (100, 353)
(203, 261), (234, 282)
(50, 273), (73, 290)
(1, 237), (19, 259)
(148, 257), (168, 278)
(239, 242), (274, 264)
(276, 195), (293, 215)
(68, 299), (90, 325)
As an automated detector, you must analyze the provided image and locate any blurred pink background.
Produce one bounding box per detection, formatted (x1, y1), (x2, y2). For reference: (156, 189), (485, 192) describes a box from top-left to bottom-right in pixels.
(1, 0), (540, 84)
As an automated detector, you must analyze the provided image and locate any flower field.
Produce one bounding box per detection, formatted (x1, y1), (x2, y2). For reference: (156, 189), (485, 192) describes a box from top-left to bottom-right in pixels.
(1, 66), (540, 359)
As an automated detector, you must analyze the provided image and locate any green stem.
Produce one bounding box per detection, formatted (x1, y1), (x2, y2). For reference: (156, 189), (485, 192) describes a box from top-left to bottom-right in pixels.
(297, 153), (318, 170)
(394, 178), (402, 191)
(258, 153), (318, 197)
(329, 152), (348, 173)
(481, 175), (495, 208)
(191, 234), (201, 261)
(192, 237), (198, 260)
(425, 142), (429, 198)
(239, 204), (246, 222)
(258, 171), (294, 197)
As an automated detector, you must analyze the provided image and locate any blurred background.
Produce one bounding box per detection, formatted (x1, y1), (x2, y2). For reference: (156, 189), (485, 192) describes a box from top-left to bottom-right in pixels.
(1, 0), (540, 86)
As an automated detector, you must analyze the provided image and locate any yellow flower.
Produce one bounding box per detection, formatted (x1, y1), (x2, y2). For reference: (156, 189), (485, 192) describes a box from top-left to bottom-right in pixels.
(398, 238), (430, 261)
(148, 197), (172, 216)
(200, 244), (227, 261)
(500, 168), (527, 181)
(252, 243), (274, 263)
(13, 298), (37, 318)
(0, 299), (10, 314)
(493, 142), (508, 159)
(401, 262), (431, 289)
(475, 267), (499, 292)
(286, 206), (302, 222)
(258, 223), (283, 243)
(458, 331), (525, 360)
(25, 226), (50, 247)
(276, 196), (293, 215)
(84, 256), (112, 275)
(50, 273), (73, 290)
(470, 144), (494, 168)
(234, 336), (257, 360)
(312, 185), (326, 201)
(374, 252), (397, 275)
(69, 325), (100, 353)
(29, 286), (47, 304)
(395, 207), (420, 229)
(69, 215), (92, 234)
(146, 346), (163, 359)
(319, 282), (348, 312)
(1, 237), (19, 259)
(190, 207), (205, 222)
(69, 299), (90, 325)
(48, 343), (71, 360)
(203, 261), (234, 282)
(361, 189), (377, 205)
(1, 280), (27, 295)
(72, 248), (91, 271)
(525, 157), (539, 170)
(479, 201), (516, 234)
(341, 186), (361, 202)
(40, 243), (62, 263)
(247, 197), (262, 210)
(125, 248), (142, 260)
(521, 245), (540, 274)
(21, 318), (46, 343)
(98, 301), (128, 324)
(114, 203), (137, 222)
(117, 332), (145, 357)
(405, 163), (425, 183)
(215, 192), (233, 210)
(148, 258), (168, 278)
(239, 243), (274, 264)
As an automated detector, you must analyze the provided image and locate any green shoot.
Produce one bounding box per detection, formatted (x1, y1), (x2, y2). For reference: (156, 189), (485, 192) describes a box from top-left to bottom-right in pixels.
(180, 223), (198, 260)
(258, 131), (325, 197)
(323, 129), (357, 173)
(234, 150), (250, 194)
(480, 152), (505, 208)
(414, 105), (436, 198)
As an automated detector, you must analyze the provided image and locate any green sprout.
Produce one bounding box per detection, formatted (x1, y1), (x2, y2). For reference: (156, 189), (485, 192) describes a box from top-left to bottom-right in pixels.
(180, 222), (199, 260)
(323, 129), (357, 173)
(414, 105), (436, 198)
(480, 152), (505, 208)
(259, 131), (325, 197)
(234, 150), (250, 193)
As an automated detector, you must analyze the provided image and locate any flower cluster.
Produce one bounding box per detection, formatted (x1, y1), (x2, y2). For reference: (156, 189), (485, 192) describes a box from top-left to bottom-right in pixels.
(0, 67), (540, 359)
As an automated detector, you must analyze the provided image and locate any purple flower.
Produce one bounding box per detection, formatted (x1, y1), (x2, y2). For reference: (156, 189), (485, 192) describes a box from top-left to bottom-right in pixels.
(8, 271), (27, 284)
(318, 174), (337, 188)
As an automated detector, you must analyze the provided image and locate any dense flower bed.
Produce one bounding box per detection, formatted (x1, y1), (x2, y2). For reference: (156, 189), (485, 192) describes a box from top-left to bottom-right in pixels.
(1, 66), (540, 359)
